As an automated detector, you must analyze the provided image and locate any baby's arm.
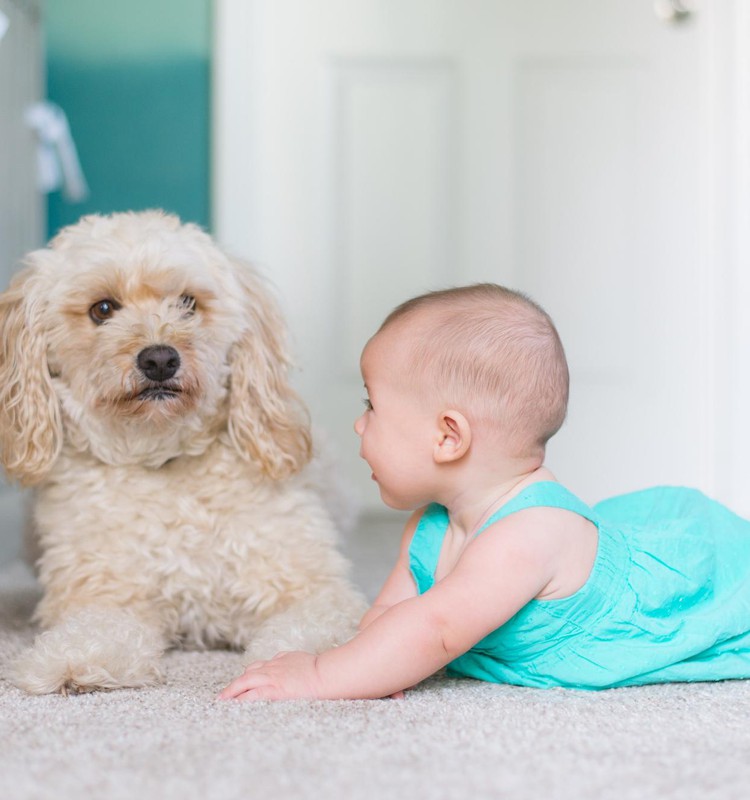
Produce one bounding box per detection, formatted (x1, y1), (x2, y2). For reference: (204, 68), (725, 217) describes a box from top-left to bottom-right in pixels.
(219, 511), (558, 701)
(358, 509), (421, 631)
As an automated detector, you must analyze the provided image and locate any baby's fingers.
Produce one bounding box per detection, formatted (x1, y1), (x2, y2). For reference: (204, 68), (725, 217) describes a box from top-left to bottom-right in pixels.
(234, 685), (281, 702)
(217, 669), (270, 700)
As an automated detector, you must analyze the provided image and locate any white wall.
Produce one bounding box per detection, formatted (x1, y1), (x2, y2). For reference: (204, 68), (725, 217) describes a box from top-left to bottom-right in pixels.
(0, 0), (44, 288)
(707, 0), (750, 515)
(0, 0), (44, 564)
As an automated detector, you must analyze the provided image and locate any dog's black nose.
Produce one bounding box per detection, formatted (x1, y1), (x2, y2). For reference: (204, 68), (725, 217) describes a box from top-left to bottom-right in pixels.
(137, 345), (180, 382)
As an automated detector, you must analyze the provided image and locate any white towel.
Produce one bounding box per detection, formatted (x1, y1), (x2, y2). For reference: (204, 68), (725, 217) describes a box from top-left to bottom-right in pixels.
(25, 101), (90, 202)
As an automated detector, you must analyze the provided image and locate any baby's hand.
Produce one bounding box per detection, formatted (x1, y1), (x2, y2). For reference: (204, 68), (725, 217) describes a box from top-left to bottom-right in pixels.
(218, 651), (322, 701)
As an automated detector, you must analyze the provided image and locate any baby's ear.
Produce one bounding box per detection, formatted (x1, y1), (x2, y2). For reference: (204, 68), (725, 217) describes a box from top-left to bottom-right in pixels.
(0, 260), (62, 485)
(225, 259), (312, 480)
(433, 410), (471, 464)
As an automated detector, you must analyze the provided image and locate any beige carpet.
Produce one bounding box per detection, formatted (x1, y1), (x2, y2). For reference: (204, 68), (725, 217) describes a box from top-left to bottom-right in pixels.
(2, 554), (750, 799)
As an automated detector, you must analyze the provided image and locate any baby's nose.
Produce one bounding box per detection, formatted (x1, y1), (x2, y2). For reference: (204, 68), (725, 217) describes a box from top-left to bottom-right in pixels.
(353, 414), (365, 437)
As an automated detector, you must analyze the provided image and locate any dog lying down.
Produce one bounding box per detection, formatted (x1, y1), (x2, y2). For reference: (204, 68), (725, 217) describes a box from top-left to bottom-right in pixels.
(0, 210), (367, 695)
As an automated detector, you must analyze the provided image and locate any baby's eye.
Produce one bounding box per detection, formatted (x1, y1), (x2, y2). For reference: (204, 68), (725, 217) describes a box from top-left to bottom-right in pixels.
(179, 294), (197, 315)
(362, 397), (373, 411)
(89, 299), (121, 325)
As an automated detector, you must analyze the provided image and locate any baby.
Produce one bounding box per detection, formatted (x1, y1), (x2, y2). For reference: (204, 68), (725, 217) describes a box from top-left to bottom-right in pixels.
(220, 283), (750, 699)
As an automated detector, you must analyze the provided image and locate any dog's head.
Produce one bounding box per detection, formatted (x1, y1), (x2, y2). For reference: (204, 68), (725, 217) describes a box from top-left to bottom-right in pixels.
(0, 210), (311, 484)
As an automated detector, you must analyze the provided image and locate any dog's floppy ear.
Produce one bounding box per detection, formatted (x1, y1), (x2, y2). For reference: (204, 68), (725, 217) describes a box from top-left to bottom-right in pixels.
(226, 262), (312, 480)
(0, 260), (62, 485)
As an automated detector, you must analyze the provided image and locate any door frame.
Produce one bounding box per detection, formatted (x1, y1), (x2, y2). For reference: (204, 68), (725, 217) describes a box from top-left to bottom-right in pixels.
(701, 0), (750, 512)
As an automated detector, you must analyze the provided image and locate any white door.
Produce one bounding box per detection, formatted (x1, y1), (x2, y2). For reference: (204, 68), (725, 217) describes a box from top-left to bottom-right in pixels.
(214, 0), (743, 512)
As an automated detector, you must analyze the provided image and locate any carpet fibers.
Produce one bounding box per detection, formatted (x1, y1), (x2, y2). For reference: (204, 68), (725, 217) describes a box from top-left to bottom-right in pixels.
(2, 562), (750, 800)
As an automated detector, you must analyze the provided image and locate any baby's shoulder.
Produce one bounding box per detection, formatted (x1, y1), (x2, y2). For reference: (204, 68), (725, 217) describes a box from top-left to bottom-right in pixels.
(472, 502), (598, 598)
(480, 503), (585, 548)
(398, 506), (430, 551)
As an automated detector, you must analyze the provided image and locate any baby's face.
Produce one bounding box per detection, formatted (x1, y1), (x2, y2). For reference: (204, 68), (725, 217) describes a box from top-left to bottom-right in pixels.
(354, 330), (438, 510)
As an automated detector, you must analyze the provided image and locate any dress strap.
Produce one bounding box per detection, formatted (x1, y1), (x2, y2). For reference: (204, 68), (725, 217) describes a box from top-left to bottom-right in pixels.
(409, 504), (449, 594)
(477, 481), (598, 535)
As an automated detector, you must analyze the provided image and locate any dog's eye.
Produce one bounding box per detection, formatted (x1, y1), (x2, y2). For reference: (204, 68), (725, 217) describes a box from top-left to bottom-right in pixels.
(179, 295), (197, 316)
(89, 299), (121, 325)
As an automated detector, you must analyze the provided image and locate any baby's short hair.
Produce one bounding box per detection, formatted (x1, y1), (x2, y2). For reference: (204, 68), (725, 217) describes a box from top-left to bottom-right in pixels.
(379, 284), (569, 457)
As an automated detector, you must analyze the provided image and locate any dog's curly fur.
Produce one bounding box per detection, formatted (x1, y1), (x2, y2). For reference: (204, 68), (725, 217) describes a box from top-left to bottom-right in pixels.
(0, 210), (366, 695)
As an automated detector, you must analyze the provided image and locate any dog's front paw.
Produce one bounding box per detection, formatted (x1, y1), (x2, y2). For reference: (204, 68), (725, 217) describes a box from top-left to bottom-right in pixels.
(242, 586), (366, 664)
(7, 608), (166, 695)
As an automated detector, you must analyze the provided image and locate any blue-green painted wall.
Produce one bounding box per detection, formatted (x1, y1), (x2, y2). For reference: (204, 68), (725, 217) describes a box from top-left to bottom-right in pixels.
(45, 0), (212, 238)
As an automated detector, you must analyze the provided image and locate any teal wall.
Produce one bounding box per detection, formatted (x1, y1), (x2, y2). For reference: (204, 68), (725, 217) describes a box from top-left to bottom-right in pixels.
(45, 0), (212, 238)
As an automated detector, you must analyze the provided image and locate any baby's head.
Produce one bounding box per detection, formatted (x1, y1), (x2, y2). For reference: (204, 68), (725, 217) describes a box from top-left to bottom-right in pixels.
(372, 283), (569, 460)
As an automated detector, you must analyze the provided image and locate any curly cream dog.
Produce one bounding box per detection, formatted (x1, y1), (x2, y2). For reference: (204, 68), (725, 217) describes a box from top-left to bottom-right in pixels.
(0, 210), (366, 695)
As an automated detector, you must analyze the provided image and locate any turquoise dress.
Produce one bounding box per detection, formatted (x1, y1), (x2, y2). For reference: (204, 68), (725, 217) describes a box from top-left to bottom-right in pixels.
(408, 482), (750, 689)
